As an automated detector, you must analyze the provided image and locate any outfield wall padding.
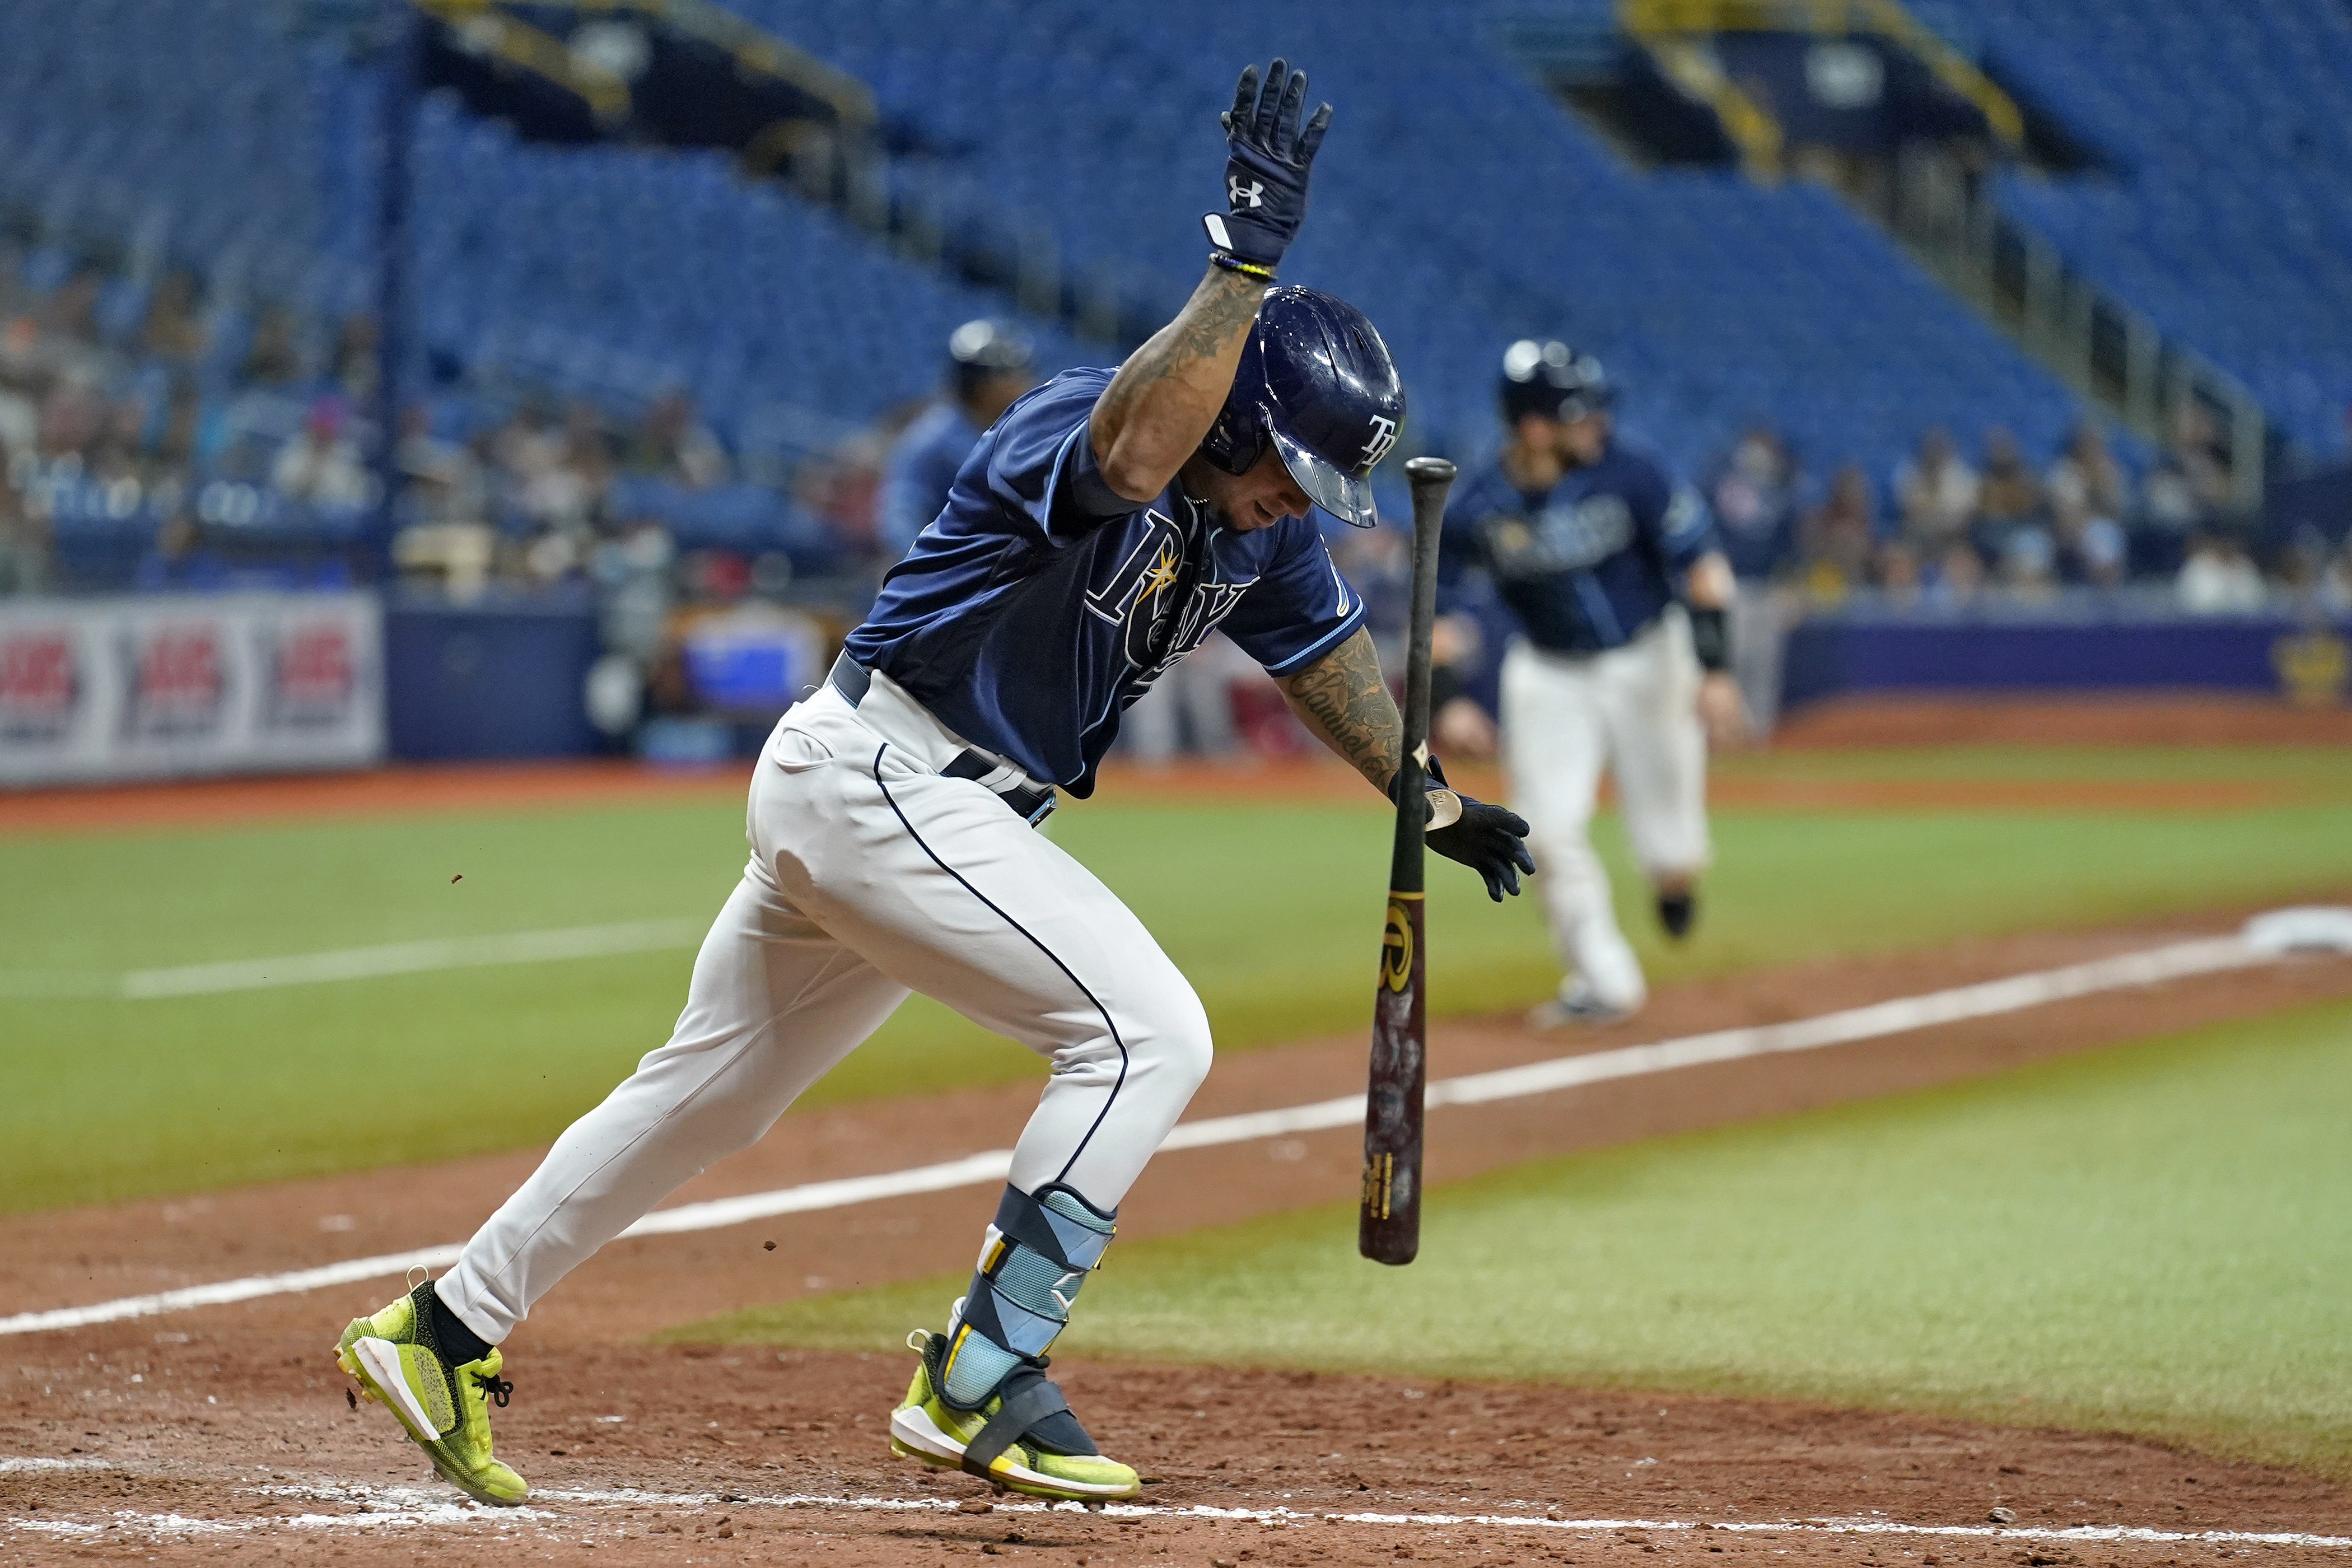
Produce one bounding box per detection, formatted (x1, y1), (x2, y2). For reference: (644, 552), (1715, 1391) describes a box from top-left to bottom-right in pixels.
(1782, 612), (2352, 710)
(384, 594), (602, 760)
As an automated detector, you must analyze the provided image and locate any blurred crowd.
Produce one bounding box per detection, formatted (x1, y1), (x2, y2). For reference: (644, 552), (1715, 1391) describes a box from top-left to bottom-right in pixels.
(8, 245), (2351, 756)
(0, 246), (909, 606)
(10, 242), (2345, 621)
(1702, 414), (2352, 617)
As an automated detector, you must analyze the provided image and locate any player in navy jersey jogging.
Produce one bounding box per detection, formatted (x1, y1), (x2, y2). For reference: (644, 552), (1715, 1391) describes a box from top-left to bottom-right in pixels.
(1438, 342), (1743, 1027)
(332, 58), (1532, 1510)
(879, 319), (1037, 559)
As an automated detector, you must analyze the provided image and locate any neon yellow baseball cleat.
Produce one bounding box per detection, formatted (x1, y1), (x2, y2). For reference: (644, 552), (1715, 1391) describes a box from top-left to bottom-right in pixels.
(889, 1329), (1138, 1502)
(334, 1281), (528, 1507)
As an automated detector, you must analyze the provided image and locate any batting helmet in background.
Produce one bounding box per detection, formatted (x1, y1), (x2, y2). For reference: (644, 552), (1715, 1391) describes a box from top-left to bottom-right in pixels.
(948, 319), (1034, 399)
(1201, 286), (1406, 529)
(1499, 339), (1614, 425)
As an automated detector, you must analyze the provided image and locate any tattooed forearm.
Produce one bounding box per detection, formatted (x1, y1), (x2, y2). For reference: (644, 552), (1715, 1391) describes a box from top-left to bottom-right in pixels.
(1088, 265), (1267, 501)
(1276, 628), (1404, 793)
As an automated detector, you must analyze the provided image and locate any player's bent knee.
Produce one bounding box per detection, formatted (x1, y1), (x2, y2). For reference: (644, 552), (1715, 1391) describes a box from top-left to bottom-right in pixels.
(1151, 997), (1215, 1096)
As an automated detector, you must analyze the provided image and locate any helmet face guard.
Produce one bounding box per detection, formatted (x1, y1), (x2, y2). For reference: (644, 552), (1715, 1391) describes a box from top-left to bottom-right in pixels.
(1266, 416), (1379, 528)
(1200, 287), (1404, 529)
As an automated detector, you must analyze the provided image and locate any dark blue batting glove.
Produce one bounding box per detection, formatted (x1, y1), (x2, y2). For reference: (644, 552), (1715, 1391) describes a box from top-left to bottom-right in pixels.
(1430, 794), (1534, 902)
(1389, 755), (1534, 903)
(1202, 58), (1332, 270)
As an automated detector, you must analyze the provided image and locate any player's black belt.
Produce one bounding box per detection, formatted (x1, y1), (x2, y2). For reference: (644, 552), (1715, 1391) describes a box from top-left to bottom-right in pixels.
(827, 652), (1058, 827)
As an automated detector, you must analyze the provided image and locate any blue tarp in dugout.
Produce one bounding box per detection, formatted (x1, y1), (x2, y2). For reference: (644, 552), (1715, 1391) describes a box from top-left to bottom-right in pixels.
(1781, 609), (2352, 710)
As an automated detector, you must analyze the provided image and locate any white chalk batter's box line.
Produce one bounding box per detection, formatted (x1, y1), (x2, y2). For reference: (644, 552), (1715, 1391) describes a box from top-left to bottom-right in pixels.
(2, 1476), (2346, 1549)
(17, 920), (2352, 1340)
(10, 919), (2352, 1338)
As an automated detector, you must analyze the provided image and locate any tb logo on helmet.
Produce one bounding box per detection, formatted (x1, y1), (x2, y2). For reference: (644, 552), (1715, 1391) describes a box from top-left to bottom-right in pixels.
(1360, 416), (1398, 468)
(1228, 177), (1266, 209)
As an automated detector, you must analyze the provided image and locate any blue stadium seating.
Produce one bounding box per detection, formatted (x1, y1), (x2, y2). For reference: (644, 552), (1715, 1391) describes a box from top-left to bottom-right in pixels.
(730, 0), (2090, 486)
(1930, 0), (2352, 461)
(0, 1), (1081, 468)
(406, 99), (1084, 441)
(2, 0), (2099, 531)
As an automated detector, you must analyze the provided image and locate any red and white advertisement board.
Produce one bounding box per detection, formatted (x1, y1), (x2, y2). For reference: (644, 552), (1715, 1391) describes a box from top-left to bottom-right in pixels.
(0, 593), (384, 786)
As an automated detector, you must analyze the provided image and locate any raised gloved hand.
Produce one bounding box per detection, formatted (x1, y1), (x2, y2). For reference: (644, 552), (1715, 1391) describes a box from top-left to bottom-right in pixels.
(1202, 58), (1332, 271)
(1390, 757), (1534, 902)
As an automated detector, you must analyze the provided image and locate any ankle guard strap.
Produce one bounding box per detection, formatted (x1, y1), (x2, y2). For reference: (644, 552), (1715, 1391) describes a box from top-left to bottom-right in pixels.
(941, 1183), (1115, 1409)
(962, 1361), (1080, 1477)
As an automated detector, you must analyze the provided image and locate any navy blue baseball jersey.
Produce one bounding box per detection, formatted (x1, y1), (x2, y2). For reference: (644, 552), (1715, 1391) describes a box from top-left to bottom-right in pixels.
(879, 400), (982, 558)
(843, 368), (1367, 795)
(1440, 437), (1715, 654)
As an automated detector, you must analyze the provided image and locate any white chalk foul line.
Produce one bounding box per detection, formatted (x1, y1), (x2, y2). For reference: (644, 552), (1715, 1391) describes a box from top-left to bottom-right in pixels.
(0, 932), (2271, 1338)
(0, 917), (708, 1000)
(532, 1489), (2352, 1550)
(9, 1480), (2346, 1548)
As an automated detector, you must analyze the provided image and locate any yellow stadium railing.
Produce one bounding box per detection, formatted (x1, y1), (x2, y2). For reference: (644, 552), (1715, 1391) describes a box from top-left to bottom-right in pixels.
(1641, 36), (1786, 179)
(1619, 0), (2023, 152)
(406, 0), (877, 137)
(412, 0), (633, 128)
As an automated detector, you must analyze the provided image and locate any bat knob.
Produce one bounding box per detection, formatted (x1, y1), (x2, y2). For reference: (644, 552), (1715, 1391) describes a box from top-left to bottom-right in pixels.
(1404, 456), (1456, 484)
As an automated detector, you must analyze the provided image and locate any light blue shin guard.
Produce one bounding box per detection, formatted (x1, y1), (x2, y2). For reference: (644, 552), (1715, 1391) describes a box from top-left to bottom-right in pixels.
(941, 1182), (1116, 1410)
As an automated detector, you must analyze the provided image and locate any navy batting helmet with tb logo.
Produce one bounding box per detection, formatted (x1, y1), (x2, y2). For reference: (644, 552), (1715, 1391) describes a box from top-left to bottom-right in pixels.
(1200, 286), (1407, 529)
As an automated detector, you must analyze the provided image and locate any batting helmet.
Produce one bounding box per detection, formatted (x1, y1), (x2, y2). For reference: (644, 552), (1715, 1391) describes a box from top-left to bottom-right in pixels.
(1498, 339), (1613, 425)
(948, 319), (1034, 398)
(1200, 286), (1404, 529)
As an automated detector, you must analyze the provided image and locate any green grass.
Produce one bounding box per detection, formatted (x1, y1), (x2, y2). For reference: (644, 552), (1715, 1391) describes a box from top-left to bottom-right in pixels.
(682, 995), (2352, 1480)
(7, 745), (2352, 1211)
(1711, 743), (2352, 791)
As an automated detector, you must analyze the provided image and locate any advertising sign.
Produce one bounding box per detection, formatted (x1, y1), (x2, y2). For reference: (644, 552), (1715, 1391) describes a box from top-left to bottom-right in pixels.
(0, 593), (384, 785)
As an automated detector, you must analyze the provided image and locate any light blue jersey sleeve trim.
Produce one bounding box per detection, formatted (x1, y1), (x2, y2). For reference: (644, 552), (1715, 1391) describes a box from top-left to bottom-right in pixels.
(1257, 598), (1370, 676)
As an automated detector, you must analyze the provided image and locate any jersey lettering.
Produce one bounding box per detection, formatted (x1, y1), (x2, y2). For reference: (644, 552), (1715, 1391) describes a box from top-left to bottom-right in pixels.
(1478, 493), (1634, 578)
(1662, 486), (1709, 546)
(1083, 507), (1256, 678)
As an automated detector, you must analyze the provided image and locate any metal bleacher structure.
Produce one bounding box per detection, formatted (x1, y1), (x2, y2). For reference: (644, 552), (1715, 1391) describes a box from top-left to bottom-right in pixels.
(2, 0), (2341, 590)
(1965, 0), (2352, 469)
(1520, 0), (2350, 500)
(745, 0), (2087, 497)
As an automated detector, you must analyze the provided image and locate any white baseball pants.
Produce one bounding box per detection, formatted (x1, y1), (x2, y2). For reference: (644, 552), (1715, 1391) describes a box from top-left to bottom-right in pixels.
(1500, 614), (1711, 1012)
(438, 675), (1214, 1343)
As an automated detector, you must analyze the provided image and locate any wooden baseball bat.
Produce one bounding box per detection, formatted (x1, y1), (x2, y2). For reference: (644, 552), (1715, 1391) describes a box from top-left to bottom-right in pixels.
(1359, 455), (1455, 1266)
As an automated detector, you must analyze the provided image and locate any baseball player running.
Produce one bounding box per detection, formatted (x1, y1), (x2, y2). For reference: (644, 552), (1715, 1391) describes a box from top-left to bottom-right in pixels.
(1437, 342), (1740, 1026)
(332, 60), (1532, 1509)
(880, 319), (1037, 559)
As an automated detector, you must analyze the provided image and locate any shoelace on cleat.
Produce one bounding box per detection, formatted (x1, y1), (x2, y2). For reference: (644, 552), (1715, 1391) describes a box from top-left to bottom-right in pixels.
(474, 1373), (513, 1408)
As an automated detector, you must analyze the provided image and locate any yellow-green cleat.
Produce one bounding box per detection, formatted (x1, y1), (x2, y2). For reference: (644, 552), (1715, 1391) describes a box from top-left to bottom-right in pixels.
(334, 1280), (528, 1507)
(889, 1328), (1138, 1502)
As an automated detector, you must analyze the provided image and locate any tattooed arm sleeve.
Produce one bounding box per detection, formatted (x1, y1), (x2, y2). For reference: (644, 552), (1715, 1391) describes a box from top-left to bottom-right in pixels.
(1274, 627), (1403, 794)
(1086, 266), (1266, 503)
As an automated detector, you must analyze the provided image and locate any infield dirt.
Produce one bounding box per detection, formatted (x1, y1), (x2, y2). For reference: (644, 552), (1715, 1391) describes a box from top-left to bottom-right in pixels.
(6, 910), (2350, 1563)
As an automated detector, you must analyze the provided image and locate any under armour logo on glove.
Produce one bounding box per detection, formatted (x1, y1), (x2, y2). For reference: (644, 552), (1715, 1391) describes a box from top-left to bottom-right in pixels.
(1202, 58), (1332, 270)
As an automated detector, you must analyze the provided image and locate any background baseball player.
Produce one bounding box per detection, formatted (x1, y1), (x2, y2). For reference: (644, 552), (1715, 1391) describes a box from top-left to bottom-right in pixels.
(879, 319), (1037, 559)
(1436, 341), (1740, 1026)
(332, 58), (1530, 1509)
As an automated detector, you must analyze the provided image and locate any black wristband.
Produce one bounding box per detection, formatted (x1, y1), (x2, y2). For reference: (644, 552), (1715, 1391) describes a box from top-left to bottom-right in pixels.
(1385, 750), (1449, 806)
(1687, 605), (1730, 673)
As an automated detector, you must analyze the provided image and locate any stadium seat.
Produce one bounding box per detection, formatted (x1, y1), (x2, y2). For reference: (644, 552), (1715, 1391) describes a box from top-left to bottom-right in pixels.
(1928, 0), (2352, 461)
